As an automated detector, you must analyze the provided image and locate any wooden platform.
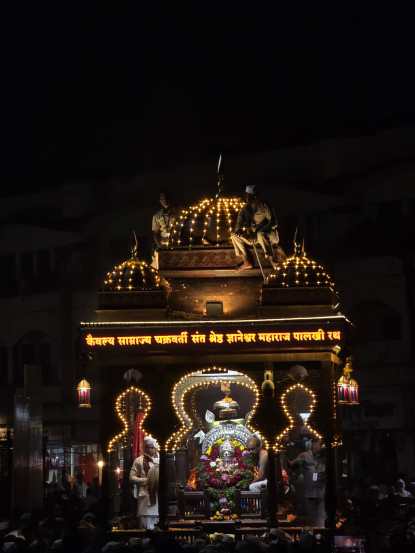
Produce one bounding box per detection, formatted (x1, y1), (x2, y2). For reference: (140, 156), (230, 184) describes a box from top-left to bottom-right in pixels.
(110, 518), (326, 538)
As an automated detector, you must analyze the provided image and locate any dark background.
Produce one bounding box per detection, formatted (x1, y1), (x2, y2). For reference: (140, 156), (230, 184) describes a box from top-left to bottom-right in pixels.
(2, 4), (414, 194)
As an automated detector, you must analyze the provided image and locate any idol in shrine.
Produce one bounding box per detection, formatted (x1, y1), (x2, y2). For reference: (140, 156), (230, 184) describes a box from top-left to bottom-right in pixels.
(171, 372), (262, 517)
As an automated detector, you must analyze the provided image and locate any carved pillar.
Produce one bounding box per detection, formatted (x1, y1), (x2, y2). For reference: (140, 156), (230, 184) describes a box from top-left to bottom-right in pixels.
(266, 447), (278, 528)
(120, 447), (134, 515)
(157, 450), (169, 530)
(175, 448), (188, 487)
(166, 452), (177, 501)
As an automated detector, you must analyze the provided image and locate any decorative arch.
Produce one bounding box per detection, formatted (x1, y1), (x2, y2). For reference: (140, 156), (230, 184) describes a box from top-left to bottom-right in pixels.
(166, 366), (262, 452)
(274, 382), (322, 449)
(107, 386), (152, 455)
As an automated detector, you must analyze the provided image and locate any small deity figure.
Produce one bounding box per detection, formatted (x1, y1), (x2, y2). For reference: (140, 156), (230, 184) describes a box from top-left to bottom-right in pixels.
(231, 185), (286, 270)
(152, 191), (176, 250)
(129, 436), (160, 529)
(219, 438), (235, 466)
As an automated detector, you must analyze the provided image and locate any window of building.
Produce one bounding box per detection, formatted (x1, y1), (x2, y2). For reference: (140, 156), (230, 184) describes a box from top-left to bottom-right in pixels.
(13, 332), (58, 387)
(20, 252), (35, 287)
(0, 254), (17, 297)
(0, 347), (8, 385)
(37, 249), (51, 278)
(39, 343), (55, 385)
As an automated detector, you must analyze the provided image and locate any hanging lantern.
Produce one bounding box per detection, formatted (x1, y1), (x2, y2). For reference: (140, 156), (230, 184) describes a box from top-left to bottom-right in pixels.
(337, 357), (359, 405)
(77, 379), (92, 408)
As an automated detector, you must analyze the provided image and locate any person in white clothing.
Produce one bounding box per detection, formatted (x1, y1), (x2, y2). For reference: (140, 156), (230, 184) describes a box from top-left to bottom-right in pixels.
(247, 436), (269, 492)
(129, 436), (160, 529)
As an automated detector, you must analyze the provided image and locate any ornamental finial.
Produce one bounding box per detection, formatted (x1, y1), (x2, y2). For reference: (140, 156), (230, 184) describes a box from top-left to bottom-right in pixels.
(216, 153), (224, 198)
(293, 227), (306, 256)
(131, 231), (139, 259)
(293, 227), (301, 256)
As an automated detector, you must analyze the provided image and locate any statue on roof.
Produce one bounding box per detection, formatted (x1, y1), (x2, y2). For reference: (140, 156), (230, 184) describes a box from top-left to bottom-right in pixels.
(152, 191), (176, 250)
(231, 185), (286, 270)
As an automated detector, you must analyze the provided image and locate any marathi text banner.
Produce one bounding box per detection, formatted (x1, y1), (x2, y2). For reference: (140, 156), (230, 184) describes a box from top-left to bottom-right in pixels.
(84, 328), (341, 348)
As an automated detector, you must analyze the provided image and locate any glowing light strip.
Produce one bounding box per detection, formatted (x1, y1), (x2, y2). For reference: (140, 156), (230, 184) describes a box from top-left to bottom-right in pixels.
(274, 382), (322, 451)
(107, 386), (152, 453)
(80, 314), (350, 327)
(168, 196), (245, 248)
(165, 366), (266, 452)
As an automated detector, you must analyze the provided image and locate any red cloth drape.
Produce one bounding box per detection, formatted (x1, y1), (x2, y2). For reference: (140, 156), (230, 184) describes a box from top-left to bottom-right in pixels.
(79, 453), (96, 486)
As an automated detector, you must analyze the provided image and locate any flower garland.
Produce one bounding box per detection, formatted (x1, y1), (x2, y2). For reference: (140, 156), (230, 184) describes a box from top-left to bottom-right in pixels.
(191, 441), (256, 516)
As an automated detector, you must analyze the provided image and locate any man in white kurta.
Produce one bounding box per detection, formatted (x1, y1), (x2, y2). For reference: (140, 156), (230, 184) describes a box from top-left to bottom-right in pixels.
(129, 437), (160, 529)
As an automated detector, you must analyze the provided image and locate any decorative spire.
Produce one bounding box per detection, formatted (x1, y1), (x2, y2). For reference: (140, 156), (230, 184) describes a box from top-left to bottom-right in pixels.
(292, 227), (306, 257)
(293, 227), (301, 256)
(131, 230), (139, 259)
(216, 153), (224, 198)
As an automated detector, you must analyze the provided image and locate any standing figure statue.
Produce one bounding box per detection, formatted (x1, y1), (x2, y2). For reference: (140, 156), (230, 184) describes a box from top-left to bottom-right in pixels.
(152, 191), (176, 250)
(231, 185), (286, 270)
(129, 436), (160, 529)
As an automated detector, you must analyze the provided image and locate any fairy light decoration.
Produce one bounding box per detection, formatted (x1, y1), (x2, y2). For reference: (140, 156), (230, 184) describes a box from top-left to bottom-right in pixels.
(103, 232), (161, 292)
(265, 235), (336, 289)
(107, 385), (152, 453)
(275, 382), (322, 450)
(169, 155), (245, 248)
(165, 366), (266, 452)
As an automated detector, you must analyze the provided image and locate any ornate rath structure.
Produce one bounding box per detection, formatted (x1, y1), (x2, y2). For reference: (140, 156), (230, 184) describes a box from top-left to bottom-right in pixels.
(79, 180), (353, 543)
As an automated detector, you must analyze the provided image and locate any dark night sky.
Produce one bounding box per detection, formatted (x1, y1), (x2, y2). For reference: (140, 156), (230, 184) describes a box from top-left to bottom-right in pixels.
(2, 4), (415, 193)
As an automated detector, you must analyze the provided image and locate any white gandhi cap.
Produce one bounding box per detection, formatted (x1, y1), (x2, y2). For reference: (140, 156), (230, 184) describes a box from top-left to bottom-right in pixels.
(245, 185), (256, 195)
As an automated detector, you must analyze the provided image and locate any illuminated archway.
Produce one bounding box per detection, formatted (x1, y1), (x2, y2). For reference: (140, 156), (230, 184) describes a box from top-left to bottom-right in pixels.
(107, 386), (153, 454)
(166, 366), (263, 452)
(274, 382), (322, 449)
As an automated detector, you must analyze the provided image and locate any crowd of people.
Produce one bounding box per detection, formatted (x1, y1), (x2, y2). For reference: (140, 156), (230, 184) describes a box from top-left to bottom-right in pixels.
(1, 475), (415, 552)
(335, 475), (415, 551)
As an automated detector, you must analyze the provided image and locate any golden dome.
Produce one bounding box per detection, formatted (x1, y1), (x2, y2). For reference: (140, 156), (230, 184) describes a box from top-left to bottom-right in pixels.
(265, 244), (335, 289)
(103, 249), (161, 292)
(169, 195), (245, 247)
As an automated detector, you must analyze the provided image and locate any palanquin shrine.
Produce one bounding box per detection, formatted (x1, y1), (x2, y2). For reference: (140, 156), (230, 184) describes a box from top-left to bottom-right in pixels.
(79, 188), (356, 539)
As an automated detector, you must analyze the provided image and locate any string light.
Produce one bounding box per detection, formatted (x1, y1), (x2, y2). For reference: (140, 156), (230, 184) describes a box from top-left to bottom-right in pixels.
(103, 257), (161, 292)
(274, 382), (322, 450)
(169, 197), (245, 248)
(107, 386), (152, 453)
(265, 251), (335, 290)
(165, 366), (267, 451)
